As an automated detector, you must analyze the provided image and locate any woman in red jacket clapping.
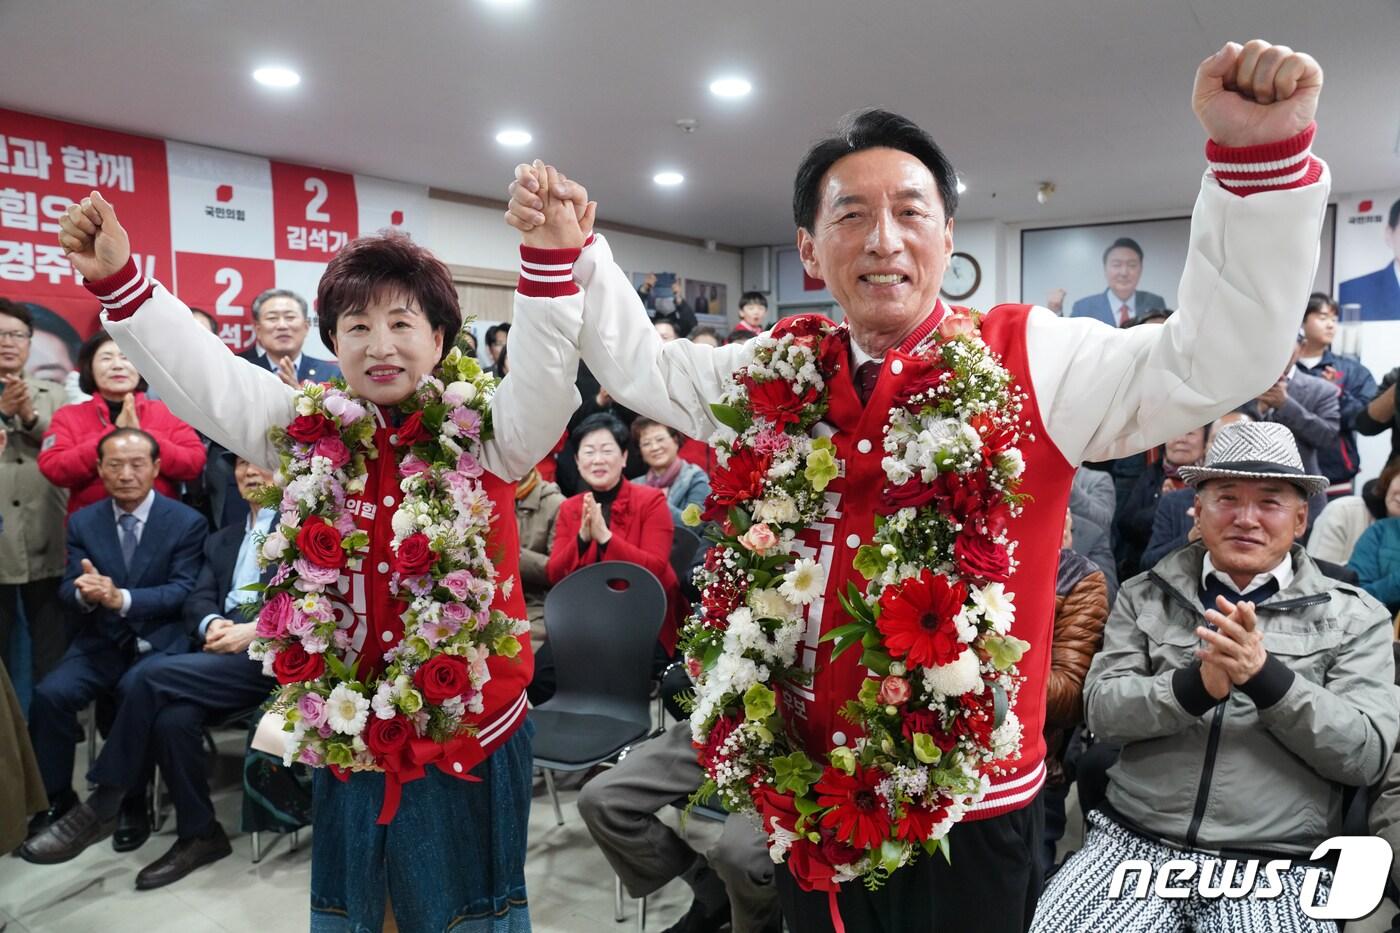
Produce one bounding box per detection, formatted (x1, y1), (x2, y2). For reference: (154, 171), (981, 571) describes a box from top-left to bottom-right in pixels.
(38, 331), (206, 514)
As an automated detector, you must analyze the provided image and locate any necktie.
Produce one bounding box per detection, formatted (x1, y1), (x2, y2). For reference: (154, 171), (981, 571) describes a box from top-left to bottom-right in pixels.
(1118, 303), (1131, 326)
(118, 512), (139, 570)
(855, 360), (881, 405)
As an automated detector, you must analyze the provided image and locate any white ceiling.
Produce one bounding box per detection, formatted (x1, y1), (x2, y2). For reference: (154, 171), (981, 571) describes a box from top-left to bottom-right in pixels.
(2, 0), (1395, 246)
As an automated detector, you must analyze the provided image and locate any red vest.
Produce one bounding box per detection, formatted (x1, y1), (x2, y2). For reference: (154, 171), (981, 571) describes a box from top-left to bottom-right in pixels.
(781, 305), (1073, 820)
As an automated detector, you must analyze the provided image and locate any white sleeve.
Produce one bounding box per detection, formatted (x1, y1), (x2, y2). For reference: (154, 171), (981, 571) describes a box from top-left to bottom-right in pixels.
(1026, 166), (1332, 465)
(567, 235), (752, 439)
(102, 285), (294, 471)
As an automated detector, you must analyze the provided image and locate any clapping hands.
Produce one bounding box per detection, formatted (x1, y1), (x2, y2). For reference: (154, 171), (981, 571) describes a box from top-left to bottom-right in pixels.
(76, 558), (123, 611)
(576, 492), (612, 546)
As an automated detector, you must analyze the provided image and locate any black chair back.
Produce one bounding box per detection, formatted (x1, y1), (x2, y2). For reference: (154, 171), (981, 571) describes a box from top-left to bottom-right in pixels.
(670, 525), (702, 589)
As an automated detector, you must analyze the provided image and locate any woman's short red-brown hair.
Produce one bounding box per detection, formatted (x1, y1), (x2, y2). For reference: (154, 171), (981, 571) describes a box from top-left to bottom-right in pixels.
(316, 231), (461, 362)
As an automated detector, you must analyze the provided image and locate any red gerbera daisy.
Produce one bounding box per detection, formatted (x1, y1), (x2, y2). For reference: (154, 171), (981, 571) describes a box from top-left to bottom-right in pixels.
(703, 446), (772, 521)
(876, 569), (968, 668)
(815, 765), (892, 850)
(895, 801), (950, 843)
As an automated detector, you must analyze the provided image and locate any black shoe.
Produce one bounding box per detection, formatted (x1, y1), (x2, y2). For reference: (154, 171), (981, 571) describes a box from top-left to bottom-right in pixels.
(18, 803), (116, 865)
(134, 823), (231, 890)
(24, 789), (78, 842)
(112, 796), (151, 853)
(661, 898), (731, 933)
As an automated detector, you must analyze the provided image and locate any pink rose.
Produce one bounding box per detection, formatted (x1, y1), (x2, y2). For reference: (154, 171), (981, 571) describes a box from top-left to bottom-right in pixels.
(298, 746), (325, 766)
(738, 522), (779, 555)
(937, 312), (975, 341)
(287, 612), (316, 638)
(312, 436), (351, 469)
(442, 602), (471, 624)
(256, 592), (295, 639)
(323, 393), (366, 426)
(298, 691), (328, 727)
(455, 450), (483, 478)
(877, 675), (912, 706)
(442, 570), (473, 601)
(293, 557), (341, 588)
(399, 454), (431, 478)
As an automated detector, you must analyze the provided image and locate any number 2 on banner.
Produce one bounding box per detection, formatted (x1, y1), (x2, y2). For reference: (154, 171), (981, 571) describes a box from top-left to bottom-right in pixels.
(214, 267), (244, 317)
(304, 177), (330, 222)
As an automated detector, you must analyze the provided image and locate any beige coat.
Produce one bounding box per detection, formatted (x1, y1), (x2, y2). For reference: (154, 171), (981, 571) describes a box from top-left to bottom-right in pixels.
(515, 476), (563, 647)
(0, 375), (67, 584)
(0, 659), (46, 851)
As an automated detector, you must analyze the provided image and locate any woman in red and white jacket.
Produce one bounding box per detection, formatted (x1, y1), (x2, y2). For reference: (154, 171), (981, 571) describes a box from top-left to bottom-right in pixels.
(39, 330), (206, 514)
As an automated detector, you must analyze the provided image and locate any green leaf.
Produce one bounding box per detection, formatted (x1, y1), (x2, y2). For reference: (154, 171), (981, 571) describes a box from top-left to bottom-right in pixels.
(982, 634), (1030, 672)
(701, 643), (722, 671)
(852, 545), (890, 583)
(728, 506), (752, 535)
(793, 795), (822, 817)
(323, 651), (353, 683)
(992, 683), (1008, 728)
(828, 633), (862, 663)
(860, 648), (892, 677)
(857, 678), (881, 707)
(743, 683), (776, 722)
(819, 621), (867, 645)
(937, 834), (952, 864)
(912, 733), (942, 765)
(710, 403), (749, 432)
(324, 743), (354, 767)
(879, 840), (907, 874)
(772, 751), (824, 796)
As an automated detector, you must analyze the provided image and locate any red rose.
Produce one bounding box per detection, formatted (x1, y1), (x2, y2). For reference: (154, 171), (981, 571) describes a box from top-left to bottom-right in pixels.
(296, 516), (346, 569)
(365, 714), (413, 761)
(879, 478), (942, 515)
(747, 378), (815, 429)
(817, 332), (846, 377)
(952, 693), (996, 747)
(393, 532), (437, 576)
(785, 838), (840, 894)
(286, 413), (337, 443)
(414, 654), (470, 704)
(703, 447), (772, 522)
(902, 709), (958, 752)
(892, 368), (949, 408)
(773, 314), (827, 342)
(700, 715), (740, 768)
(953, 532), (1011, 583)
(271, 643), (326, 684)
(393, 411), (431, 448)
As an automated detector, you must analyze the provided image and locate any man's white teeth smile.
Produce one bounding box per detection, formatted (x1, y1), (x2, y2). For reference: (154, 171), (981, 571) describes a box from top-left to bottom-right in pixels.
(862, 274), (905, 284)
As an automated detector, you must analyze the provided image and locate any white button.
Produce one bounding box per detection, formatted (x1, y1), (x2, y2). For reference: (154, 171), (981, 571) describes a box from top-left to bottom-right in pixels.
(376, 561), (390, 574)
(856, 439), (872, 454)
(381, 631), (393, 643)
(890, 359), (904, 375)
(832, 731), (848, 746)
(382, 495), (395, 507)
(452, 762), (464, 773)
(845, 533), (861, 549)
(388, 434), (399, 445)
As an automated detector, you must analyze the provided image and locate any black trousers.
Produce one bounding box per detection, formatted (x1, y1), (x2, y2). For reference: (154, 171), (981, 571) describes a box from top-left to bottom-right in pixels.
(776, 796), (1045, 933)
(0, 577), (70, 683)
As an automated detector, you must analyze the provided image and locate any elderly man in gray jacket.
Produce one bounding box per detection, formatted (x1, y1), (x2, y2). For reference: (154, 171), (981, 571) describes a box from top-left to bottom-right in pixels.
(1032, 422), (1398, 933)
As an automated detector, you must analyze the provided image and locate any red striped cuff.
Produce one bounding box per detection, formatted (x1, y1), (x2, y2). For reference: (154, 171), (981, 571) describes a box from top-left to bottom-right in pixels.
(517, 235), (595, 298)
(1206, 122), (1323, 196)
(83, 257), (155, 321)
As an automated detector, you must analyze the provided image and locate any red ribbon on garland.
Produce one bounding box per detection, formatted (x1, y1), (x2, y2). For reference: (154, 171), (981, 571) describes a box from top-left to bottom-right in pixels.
(331, 731), (485, 824)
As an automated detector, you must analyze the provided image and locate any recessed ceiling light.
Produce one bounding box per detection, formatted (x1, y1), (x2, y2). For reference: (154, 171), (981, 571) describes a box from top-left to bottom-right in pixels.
(253, 66), (301, 89)
(495, 129), (532, 147)
(956, 177), (967, 194)
(653, 171), (684, 187)
(709, 77), (752, 98)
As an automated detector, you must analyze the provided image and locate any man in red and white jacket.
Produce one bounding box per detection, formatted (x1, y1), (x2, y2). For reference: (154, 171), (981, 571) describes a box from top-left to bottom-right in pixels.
(509, 41), (1327, 933)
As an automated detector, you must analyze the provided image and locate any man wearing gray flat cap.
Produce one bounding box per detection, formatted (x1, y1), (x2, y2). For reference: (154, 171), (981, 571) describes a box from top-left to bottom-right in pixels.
(1031, 421), (1398, 932)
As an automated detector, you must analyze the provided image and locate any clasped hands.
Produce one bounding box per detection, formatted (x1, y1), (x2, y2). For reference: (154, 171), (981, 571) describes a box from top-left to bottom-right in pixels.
(505, 160), (596, 249)
(75, 557), (124, 611)
(204, 618), (256, 654)
(1196, 594), (1269, 700)
(576, 492), (612, 546)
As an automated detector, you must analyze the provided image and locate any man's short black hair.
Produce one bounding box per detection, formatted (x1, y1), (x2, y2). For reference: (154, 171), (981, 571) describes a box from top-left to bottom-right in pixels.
(1388, 198), (1400, 230)
(1304, 292), (1338, 322)
(571, 412), (629, 451)
(792, 109), (959, 232)
(0, 297), (32, 334)
(739, 291), (768, 310)
(25, 302), (81, 358)
(1103, 237), (1144, 264)
(98, 427), (160, 462)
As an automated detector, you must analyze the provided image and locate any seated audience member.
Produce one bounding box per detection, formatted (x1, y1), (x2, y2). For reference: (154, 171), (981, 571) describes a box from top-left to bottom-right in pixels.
(532, 413), (681, 705)
(1296, 294), (1378, 498)
(1038, 514), (1110, 876)
(1114, 425), (1206, 579)
(1, 652), (47, 856)
(634, 417), (711, 525)
(1032, 422), (1398, 933)
(0, 299), (69, 682)
(688, 326), (722, 349)
(38, 330), (206, 515)
(1347, 508), (1400, 614)
(1238, 346), (1340, 525)
(725, 327), (759, 346)
(1367, 651), (1400, 933)
(730, 291), (769, 339)
(20, 429), (207, 862)
(654, 318), (680, 342)
(237, 288), (340, 386)
(554, 364), (643, 496)
(24, 455), (275, 885)
(1141, 412), (1252, 570)
(515, 464), (565, 653)
(1069, 466), (1118, 598)
(578, 720), (782, 933)
(1309, 462), (1399, 565)
(1357, 367), (1400, 470)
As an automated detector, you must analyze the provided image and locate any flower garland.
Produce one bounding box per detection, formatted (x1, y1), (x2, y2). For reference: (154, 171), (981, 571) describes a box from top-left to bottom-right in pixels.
(680, 313), (1032, 892)
(247, 341), (529, 792)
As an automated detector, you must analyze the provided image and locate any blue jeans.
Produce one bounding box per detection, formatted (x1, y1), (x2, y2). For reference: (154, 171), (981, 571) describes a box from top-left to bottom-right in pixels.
(309, 721), (533, 933)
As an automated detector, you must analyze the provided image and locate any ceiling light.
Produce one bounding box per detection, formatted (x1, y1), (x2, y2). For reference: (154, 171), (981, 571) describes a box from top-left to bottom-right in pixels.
(653, 171), (684, 187)
(956, 177), (967, 195)
(709, 77), (752, 98)
(252, 66), (301, 89)
(495, 129), (532, 147)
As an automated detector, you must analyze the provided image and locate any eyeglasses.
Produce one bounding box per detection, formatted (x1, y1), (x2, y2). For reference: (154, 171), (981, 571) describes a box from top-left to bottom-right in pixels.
(0, 330), (31, 343)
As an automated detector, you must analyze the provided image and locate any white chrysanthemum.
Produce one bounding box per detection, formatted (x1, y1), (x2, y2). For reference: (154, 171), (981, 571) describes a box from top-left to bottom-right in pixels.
(953, 608), (978, 644)
(753, 496), (801, 525)
(371, 682), (397, 720)
(766, 457), (798, 480)
(779, 558), (825, 605)
(747, 587), (798, 621)
(922, 648), (982, 698)
(998, 448), (1025, 478)
(991, 710), (1023, 760)
(971, 582), (1015, 634)
(390, 508), (417, 539)
(326, 684), (370, 735)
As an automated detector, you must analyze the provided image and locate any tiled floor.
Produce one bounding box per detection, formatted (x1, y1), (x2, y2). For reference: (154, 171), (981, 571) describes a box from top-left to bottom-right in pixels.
(0, 730), (707, 933)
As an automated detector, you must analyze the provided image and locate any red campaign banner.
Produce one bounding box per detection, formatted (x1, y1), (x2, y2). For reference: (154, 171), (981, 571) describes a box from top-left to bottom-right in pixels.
(0, 107), (173, 344)
(270, 161), (358, 263)
(174, 252), (276, 353)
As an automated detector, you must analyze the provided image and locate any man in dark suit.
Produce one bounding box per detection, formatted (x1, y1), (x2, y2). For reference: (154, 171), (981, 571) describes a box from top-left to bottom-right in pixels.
(20, 428), (206, 863)
(1050, 237), (1168, 327)
(235, 288), (341, 386)
(23, 452), (278, 886)
(1339, 198), (1400, 322)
